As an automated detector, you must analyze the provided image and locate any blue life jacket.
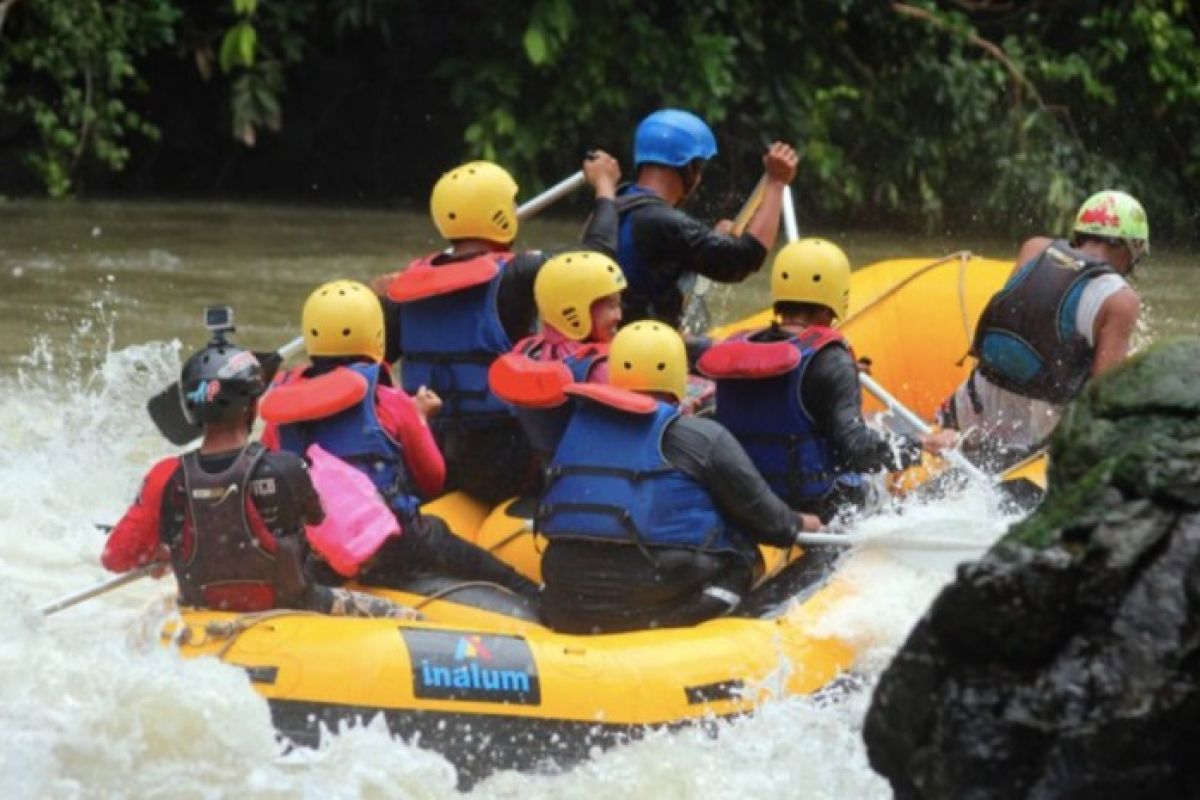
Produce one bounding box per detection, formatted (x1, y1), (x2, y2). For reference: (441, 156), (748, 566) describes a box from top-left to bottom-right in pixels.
(538, 390), (737, 556)
(972, 240), (1115, 403)
(271, 362), (421, 522)
(699, 326), (861, 508)
(389, 252), (516, 430)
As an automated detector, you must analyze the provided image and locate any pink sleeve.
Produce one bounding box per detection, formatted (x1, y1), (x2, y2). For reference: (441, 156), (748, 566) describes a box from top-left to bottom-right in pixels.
(375, 385), (446, 498)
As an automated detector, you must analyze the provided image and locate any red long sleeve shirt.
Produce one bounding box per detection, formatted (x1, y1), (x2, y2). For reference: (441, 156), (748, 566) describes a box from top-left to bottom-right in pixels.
(102, 448), (322, 574)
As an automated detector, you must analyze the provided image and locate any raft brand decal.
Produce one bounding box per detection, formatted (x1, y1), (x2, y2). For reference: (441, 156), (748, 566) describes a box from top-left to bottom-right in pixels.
(401, 629), (541, 705)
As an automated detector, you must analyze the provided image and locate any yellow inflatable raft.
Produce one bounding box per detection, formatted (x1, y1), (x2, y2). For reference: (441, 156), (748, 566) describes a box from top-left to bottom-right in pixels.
(168, 490), (853, 780)
(166, 252), (1045, 780)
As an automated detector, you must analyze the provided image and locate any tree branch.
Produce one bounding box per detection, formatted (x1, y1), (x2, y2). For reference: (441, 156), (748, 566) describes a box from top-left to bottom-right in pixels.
(891, 1), (1046, 112)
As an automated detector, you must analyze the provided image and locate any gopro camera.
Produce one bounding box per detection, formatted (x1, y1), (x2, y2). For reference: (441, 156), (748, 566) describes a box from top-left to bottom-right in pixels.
(203, 305), (236, 340)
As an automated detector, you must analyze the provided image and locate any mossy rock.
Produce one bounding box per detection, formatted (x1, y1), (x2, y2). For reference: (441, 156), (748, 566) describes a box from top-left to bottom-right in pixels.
(864, 338), (1200, 799)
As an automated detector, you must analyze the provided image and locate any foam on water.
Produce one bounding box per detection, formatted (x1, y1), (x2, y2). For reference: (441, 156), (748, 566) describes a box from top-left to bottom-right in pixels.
(0, 307), (1018, 798)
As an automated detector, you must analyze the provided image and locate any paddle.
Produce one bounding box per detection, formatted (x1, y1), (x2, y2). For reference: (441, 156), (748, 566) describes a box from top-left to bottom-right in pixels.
(515, 170), (587, 219)
(795, 531), (986, 551)
(858, 372), (990, 484)
(731, 176), (768, 237)
(39, 563), (158, 616)
(147, 335), (305, 446)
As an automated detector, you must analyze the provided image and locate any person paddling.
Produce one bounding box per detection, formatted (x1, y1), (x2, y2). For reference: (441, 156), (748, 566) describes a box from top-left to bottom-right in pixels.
(529, 321), (823, 634)
(939, 190), (1147, 469)
(488, 251), (625, 455)
(103, 319), (413, 619)
(615, 108), (798, 330)
(699, 239), (957, 522)
(260, 281), (538, 599)
(377, 152), (621, 504)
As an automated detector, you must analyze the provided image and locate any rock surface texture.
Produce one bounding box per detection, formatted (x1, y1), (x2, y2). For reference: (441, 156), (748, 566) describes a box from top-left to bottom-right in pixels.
(864, 338), (1200, 799)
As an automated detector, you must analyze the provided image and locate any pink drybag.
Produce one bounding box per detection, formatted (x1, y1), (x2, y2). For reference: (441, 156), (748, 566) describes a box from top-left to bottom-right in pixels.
(304, 443), (401, 577)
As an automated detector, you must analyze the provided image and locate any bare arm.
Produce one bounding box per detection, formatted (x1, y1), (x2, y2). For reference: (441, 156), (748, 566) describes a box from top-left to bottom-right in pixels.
(1011, 236), (1054, 277)
(1091, 287), (1140, 376)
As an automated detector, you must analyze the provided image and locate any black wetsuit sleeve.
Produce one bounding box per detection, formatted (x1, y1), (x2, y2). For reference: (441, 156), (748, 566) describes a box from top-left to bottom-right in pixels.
(496, 251), (547, 342)
(638, 205), (769, 283)
(662, 416), (799, 548)
(497, 197), (620, 342)
(579, 197), (619, 258)
(801, 346), (923, 473)
(253, 451), (326, 535)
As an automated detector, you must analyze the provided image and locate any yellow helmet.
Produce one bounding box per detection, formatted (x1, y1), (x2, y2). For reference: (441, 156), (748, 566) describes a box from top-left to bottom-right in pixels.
(429, 161), (519, 244)
(302, 280), (385, 362)
(609, 320), (687, 401)
(770, 238), (851, 320)
(534, 251), (627, 341)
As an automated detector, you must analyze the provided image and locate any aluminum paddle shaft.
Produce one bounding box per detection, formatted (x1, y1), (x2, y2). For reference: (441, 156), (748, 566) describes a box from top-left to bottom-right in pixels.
(40, 564), (157, 616)
(516, 171), (587, 220)
(857, 372), (990, 484)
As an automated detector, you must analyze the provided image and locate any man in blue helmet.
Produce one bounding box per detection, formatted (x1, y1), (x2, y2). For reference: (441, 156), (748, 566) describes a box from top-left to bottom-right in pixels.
(616, 108), (799, 329)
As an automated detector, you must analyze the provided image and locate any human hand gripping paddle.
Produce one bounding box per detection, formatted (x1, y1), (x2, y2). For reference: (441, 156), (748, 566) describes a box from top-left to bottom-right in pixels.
(146, 169), (593, 445)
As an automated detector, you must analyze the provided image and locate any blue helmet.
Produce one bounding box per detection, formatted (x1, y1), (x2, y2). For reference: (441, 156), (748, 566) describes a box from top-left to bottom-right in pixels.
(633, 109), (718, 168)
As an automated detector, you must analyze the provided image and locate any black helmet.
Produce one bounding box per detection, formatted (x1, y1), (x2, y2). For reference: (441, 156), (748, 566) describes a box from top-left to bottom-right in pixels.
(179, 340), (265, 425)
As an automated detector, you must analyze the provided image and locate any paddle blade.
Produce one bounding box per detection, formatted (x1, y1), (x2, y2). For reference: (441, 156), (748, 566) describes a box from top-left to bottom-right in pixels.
(255, 350), (285, 384)
(147, 383), (201, 445)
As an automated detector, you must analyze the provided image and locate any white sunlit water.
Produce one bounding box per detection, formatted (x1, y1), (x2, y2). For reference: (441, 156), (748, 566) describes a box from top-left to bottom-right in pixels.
(0, 302), (1021, 799)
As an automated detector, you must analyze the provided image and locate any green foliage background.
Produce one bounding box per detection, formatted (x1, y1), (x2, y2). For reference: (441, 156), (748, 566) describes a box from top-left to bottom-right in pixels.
(1, 0), (1198, 240)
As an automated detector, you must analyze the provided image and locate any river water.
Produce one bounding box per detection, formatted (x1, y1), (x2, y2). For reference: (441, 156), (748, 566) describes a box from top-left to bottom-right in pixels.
(1, 200), (1195, 798)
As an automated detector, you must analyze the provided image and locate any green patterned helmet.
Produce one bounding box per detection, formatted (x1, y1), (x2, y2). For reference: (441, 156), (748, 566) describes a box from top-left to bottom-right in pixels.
(1072, 190), (1150, 260)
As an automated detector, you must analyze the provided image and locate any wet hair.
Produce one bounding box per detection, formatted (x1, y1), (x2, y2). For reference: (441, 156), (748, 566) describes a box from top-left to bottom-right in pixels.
(1070, 233), (1124, 250)
(635, 158), (706, 197)
(774, 300), (832, 319)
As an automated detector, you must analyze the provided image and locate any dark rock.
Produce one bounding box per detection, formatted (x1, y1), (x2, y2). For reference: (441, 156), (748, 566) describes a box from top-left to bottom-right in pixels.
(864, 339), (1200, 799)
